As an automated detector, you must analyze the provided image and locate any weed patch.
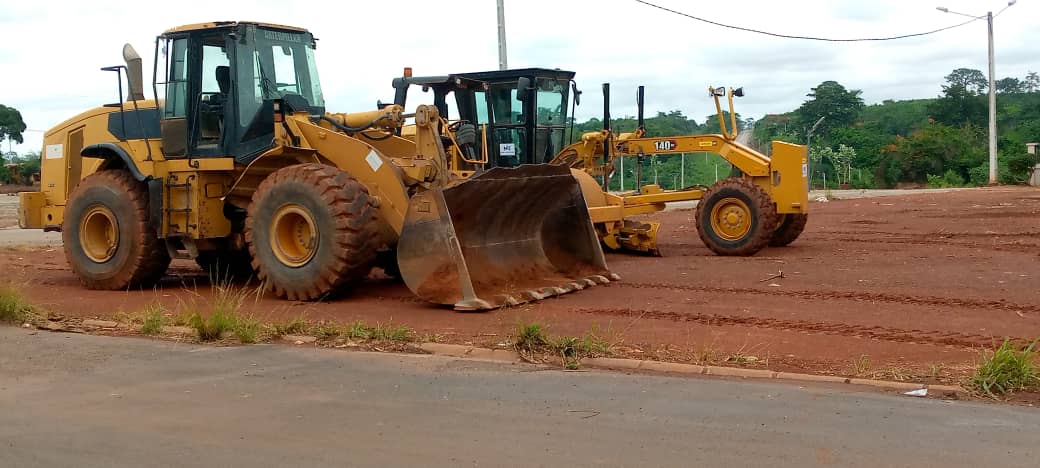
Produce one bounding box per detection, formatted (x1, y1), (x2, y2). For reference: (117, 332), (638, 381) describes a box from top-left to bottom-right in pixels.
(972, 339), (1039, 398)
(272, 314), (309, 336)
(0, 284), (34, 324)
(140, 302), (167, 335)
(514, 323), (619, 368)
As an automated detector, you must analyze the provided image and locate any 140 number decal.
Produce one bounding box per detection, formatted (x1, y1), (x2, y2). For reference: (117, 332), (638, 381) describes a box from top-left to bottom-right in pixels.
(654, 140), (678, 152)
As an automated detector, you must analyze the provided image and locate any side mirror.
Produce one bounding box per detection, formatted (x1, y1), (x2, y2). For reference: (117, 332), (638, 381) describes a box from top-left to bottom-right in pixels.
(516, 77), (531, 102)
(571, 82), (582, 106)
(122, 44), (145, 101)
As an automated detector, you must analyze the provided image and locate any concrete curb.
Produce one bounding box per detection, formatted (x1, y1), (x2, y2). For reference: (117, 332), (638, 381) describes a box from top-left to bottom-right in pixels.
(418, 342), (965, 395)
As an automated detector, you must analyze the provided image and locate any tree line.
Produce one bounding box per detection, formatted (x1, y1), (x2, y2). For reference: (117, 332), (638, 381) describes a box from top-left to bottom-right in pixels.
(752, 68), (1040, 188)
(564, 68), (1040, 190)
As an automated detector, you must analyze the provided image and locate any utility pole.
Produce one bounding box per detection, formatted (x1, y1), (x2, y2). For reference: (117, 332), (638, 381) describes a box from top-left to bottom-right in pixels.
(937, 1), (1017, 184)
(496, 0), (508, 70)
(986, 10), (997, 184)
(806, 117), (825, 190)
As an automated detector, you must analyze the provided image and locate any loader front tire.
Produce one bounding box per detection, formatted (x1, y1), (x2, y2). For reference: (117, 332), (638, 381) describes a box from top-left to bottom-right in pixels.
(62, 170), (171, 289)
(246, 164), (380, 301)
(769, 213), (808, 247)
(695, 178), (777, 256)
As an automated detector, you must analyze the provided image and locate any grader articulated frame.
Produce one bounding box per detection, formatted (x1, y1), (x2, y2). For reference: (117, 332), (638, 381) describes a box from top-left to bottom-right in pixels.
(390, 69), (809, 257)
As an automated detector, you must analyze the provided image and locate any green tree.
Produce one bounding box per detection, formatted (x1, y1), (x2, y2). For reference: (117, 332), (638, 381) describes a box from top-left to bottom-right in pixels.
(996, 77), (1025, 94)
(1025, 71), (1040, 93)
(928, 84), (986, 126)
(0, 104), (27, 145)
(889, 123), (985, 183)
(703, 111), (743, 134)
(795, 81), (864, 140)
(944, 68), (988, 95)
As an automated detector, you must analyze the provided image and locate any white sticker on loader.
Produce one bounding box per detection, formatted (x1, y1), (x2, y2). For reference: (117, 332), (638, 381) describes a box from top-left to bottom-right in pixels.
(801, 163), (808, 178)
(45, 144), (64, 160)
(499, 143), (516, 156)
(366, 150), (384, 172)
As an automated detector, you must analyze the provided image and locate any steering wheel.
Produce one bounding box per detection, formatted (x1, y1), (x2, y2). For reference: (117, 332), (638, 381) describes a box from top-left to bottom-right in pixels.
(447, 120), (472, 132)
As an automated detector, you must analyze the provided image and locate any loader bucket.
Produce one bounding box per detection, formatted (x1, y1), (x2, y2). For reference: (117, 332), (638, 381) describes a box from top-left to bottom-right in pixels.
(397, 164), (616, 311)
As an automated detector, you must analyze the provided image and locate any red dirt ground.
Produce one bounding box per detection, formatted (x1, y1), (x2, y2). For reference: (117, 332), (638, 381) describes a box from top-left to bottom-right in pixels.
(6, 186), (1039, 385)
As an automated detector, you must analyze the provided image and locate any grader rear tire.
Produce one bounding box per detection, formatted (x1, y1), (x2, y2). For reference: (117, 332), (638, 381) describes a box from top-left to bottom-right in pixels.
(695, 178), (777, 256)
(769, 213), (808, 247)
(62, 170), (171, 289)
(246, 164), (380, 301)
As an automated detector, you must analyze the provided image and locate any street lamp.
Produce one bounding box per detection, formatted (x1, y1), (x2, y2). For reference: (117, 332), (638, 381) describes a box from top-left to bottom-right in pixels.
(936, 0), (1016, 184)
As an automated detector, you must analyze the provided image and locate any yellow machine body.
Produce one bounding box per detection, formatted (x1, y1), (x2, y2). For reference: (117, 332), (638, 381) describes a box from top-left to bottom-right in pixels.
(20, 22), (613, 310)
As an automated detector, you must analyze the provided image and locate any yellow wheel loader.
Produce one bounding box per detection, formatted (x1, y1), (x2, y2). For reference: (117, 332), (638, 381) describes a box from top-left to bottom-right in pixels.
(18, 22), (614, 311)
(388, 69), (809, 257)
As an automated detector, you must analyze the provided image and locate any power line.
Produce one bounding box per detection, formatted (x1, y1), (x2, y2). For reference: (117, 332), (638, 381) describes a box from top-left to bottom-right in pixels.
(634, 0), (984, 42)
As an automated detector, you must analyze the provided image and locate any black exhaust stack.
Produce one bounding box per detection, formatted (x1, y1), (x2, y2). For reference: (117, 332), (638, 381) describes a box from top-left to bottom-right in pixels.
(602, 83), (611, 191)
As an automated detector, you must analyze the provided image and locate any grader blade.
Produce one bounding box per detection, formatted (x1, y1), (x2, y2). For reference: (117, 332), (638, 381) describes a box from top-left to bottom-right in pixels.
(397, 165), (616, 311)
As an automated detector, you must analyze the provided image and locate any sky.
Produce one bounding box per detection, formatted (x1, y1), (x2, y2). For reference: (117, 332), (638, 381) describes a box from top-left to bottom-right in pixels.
(1, 0), (1037, 155)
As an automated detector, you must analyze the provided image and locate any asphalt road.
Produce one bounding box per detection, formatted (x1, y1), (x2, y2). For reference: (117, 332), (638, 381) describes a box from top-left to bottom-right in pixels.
(1, 327), (1037, 468)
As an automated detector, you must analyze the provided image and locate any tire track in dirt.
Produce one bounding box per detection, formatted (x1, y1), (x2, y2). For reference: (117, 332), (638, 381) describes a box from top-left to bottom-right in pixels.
(615, 282), (1040, 314)
(574, 307), (1026, 349)
(813, 231), (1040, 250)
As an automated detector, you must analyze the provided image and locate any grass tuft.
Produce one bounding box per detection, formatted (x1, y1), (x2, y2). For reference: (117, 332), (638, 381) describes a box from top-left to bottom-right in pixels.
(272, 314), (309, 337)
(315, 322), (341, 339)
(515, 322), (548, 352)
(0, 284), (34, 324)
(341, 321), (413, 342)
(371, 323), (413, 342)
(344, 321), (372, 340)
(140, 301), (167, 335)
(514, 323), (618, 369)
(188, 308), (236, 342)
(233, 315), (262, 344)
(972, 339), (1039, 398)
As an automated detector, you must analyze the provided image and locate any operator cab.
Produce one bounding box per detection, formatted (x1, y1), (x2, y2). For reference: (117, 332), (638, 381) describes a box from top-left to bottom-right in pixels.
(392, 68), (576, 169)
(156, 22), (325, 162)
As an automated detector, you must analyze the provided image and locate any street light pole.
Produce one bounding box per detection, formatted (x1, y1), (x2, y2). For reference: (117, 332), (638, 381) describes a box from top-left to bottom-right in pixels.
(937, 1), (1016, 184)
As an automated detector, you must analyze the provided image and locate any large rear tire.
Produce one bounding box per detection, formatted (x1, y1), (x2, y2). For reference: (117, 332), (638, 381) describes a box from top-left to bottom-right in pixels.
(769, 213), (808, 247)
(695, 178), (777, 256)
(246, 164), (380, 301)
(62, 170), (170, 289)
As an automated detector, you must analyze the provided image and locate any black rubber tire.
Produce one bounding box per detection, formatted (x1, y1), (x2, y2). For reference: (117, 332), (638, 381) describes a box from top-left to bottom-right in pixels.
(769, 213), (809, 247)
(695, 178), (778, 256)
(62, 170), (171, 289)
(246, 164), (380, 301)
(195, 249), (255, 281)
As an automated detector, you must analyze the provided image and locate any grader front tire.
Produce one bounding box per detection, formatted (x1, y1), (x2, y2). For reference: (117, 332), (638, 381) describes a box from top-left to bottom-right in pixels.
(769, 213), (809, 247)
(62, 170), (171, 289)
(246, 164), (380, 301)
(695, 178), (778, 256)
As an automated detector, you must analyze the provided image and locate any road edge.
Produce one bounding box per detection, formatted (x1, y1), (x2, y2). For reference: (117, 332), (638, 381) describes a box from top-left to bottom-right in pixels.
(419, 342), (966, 396)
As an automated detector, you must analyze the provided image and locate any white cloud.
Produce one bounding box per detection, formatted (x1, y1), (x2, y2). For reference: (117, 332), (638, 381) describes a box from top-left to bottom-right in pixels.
(1, 0), (1036, 153)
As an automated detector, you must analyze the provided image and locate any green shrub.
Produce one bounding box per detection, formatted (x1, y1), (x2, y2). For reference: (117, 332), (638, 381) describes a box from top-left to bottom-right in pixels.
(972, 339), (1039, 398)
(0, 285), (33, 323)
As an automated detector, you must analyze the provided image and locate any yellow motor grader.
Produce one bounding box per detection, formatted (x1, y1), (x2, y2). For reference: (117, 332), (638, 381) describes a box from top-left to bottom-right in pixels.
(17, 22), (613, 311)
(389, 69), (809, 257)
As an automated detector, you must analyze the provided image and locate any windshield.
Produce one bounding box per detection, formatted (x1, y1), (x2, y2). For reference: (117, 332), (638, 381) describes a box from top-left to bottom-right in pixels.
(238, 27), (324, 130)
(535, 78), (566, 126)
